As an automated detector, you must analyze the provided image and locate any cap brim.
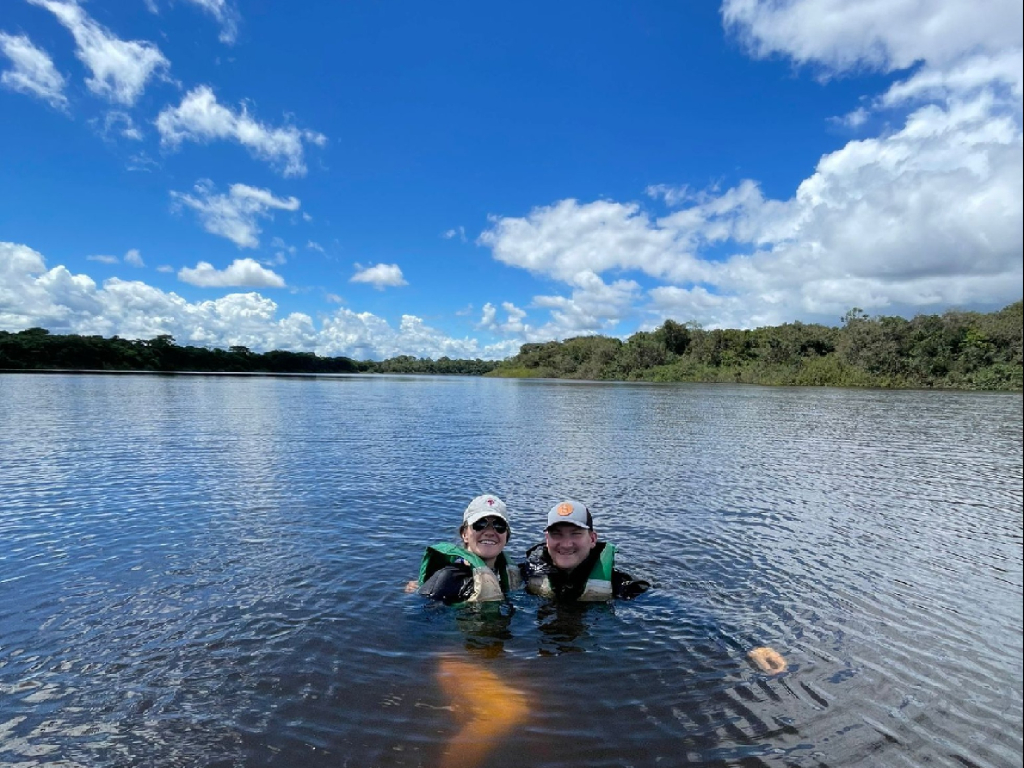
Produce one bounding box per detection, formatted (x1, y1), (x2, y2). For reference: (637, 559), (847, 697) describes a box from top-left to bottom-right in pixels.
(546, 519), (589, 530)
(465, 510), (510, 527)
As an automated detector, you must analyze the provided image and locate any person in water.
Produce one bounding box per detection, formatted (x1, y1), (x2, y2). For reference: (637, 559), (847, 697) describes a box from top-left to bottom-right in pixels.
(520, 500), (651, 601)
(520, 499), (788, 673)
(409, 494), (522, 605)
(408, 496), (529, 767)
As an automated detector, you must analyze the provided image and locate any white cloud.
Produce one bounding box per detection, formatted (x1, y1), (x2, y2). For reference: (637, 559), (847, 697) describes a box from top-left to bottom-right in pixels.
(83, 248), (144, 267)
(182, 0), (241, 45)
(28, 0), (170, 105)
(0, 32), (67, 109)
(1, 242), (102, 331)
(126, 152), (158, 172)
(479, 301), (529, 337)
(480, 0), (1023, 332)
(170, 180), (300, 248)
(529, 271), (642, 340)
(442, 226), (467, 242)
(1, 242), (510, 360)
(156, 86), (325, 176)
(98, 110), (143, 141)
(479, 199), (683, 283)
(306, 241), (325, 253)
(178, 258), (286, 288)
(270, 237), (295, 255)
(721, 0), (1022, 73)
(315, 310), (497, 360)
(645, 184), (693, 207)
(350, 263), (408, 290)
(833, 106), (869, 128)
(878, 49), (1023, 108)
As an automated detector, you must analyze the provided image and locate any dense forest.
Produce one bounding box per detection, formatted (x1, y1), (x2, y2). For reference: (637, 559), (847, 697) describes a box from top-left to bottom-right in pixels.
(0, 330), (498, 376)
(1, 301), (1020, 390)
(490, 302), (1023, 391)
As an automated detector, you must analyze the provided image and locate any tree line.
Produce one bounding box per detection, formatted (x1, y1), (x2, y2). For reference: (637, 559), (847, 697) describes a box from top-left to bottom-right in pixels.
(0, 330), (498, 376)
(488, 302), (1022, 391)
(1, 300), (1020, 390)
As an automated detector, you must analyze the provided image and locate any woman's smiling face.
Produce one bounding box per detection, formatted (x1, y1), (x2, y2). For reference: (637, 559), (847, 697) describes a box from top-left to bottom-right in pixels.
(461, 516), (509, 566)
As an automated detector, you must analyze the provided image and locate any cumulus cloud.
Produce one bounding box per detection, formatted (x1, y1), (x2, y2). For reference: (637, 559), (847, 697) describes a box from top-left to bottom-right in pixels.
(182, 0), (241, 45)
(178, 257), (286, 288)
(479, 0), (1023, 332)
(1, 241), (510, 360)
(479, 199), (681, 283)
(480, 301), (529, 336)
(721, 0), (1022, 73)
(316, 310), (510, 360)
(0, 32), (67, 109)
(28, 0), (170, 105)
(124, 248), (144, 267)
(156, 86), (326, 176)
(170, 180), (300, 248)
(350, 263), (408, 290)
(1, 241), (103, 331)
(530, 272), (642, 340)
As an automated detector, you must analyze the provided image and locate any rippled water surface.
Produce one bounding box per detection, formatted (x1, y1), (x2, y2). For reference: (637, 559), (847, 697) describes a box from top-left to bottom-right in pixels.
(1, 373), (1021, 768)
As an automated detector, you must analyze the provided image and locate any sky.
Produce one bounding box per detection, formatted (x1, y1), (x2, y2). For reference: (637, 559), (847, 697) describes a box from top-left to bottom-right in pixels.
(1, 1), (1021, 361)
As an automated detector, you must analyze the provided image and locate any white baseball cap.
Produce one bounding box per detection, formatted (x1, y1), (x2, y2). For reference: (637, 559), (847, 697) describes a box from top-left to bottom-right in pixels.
(463, 494), (509, 528)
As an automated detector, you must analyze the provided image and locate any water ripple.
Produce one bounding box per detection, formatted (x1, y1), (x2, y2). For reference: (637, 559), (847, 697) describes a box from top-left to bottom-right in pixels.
(1, 374), (1020, 767)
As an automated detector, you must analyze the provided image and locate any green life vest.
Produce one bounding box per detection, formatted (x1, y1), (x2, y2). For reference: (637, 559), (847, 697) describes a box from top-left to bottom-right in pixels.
(527, 543), (616, 601)
(418, 543), (520, 602)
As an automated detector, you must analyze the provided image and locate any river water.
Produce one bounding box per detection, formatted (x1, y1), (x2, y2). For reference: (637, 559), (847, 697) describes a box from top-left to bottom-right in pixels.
(1, 373), (1021, 768)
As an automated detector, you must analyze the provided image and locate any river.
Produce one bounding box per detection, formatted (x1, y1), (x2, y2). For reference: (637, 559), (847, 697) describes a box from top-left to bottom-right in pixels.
(1, 372), (1021, 767)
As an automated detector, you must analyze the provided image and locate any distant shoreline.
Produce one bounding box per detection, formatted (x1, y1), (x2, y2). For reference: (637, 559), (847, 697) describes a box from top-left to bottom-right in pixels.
(2, 300), (1021, 391)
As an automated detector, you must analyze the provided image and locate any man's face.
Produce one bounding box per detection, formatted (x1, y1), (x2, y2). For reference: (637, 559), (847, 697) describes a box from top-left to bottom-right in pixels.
(544, 523), (597, 572)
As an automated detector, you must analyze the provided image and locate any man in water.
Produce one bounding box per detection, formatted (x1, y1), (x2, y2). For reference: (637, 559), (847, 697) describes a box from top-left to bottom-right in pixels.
(520, 500), (650, 601)
(520, 499), (788, 673)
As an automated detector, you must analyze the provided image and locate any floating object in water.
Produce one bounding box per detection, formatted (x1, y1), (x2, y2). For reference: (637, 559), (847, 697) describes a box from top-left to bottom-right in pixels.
(435, 656), (529, 768)
(748, 646), (787, 674)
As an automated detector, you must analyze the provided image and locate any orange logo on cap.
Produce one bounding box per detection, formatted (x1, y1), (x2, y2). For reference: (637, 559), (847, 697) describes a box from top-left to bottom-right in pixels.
(556, 502), (574, 517)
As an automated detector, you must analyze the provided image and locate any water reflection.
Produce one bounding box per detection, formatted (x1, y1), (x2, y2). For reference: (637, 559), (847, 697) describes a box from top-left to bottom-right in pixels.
(453, 602), (516, 657)
(535, 601), (598, 655)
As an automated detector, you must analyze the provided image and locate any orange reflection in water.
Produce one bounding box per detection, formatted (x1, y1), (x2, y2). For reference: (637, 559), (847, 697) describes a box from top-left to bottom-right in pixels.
(435, 656), (530, 768)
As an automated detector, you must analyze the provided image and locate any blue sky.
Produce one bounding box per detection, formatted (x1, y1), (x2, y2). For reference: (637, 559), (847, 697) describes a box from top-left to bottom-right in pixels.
(1, 1), (1021, 360)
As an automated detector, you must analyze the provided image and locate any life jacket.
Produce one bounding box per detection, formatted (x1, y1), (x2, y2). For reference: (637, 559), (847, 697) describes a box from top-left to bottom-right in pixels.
(418, 543), (521, 602)
(525, 543), (616, 601)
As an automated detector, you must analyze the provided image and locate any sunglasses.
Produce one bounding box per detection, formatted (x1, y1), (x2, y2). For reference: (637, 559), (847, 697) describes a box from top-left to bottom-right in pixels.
(471, 517), (508, 534)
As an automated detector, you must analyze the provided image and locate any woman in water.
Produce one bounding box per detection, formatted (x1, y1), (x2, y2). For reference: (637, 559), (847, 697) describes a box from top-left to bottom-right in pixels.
(408, 494), (522, 604)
